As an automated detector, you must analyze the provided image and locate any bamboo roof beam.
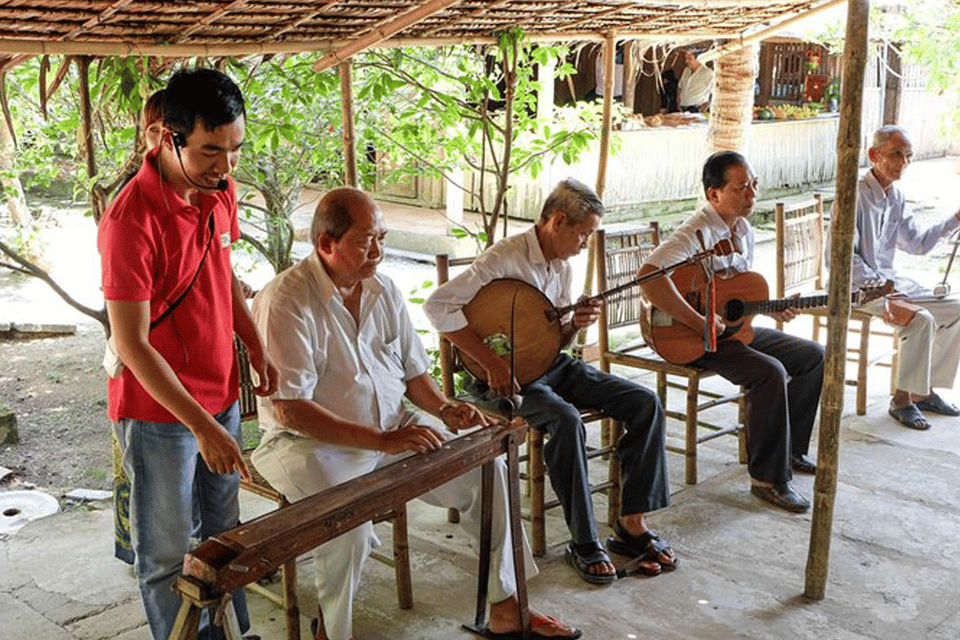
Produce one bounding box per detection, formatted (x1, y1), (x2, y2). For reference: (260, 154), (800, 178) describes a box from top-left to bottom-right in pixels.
(698, 0), (848, 64)
(261, 1), (341, 42)
(175, 0), (252, 42)
(559, 2), (638, 32)
(60, 0), (135, 42)
(417, 0), (514, 39)
(312, 0), (464, 72)
(0, 30), (731, 58)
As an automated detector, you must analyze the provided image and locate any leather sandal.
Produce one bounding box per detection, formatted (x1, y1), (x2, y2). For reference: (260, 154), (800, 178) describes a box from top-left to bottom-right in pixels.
(915, 392), (960, 416)
(564, 541), (616, 585)
(888, 403), (931, 430)
(605, 522), (677, 571)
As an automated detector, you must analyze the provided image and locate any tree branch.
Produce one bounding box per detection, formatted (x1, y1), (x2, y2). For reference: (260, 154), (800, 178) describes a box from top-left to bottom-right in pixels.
(0, 237), (108, 330)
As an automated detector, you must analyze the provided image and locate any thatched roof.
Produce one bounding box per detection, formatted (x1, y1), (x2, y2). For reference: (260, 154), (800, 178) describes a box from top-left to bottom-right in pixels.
(0, 0), (840, 60)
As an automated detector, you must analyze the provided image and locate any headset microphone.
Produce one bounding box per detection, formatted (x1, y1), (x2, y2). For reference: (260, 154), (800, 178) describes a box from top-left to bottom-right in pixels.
(171, 131), (229, 192)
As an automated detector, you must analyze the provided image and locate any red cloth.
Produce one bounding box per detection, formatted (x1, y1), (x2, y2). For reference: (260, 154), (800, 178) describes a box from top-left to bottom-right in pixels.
(98, 148), (240, 422)
(704, 274), (717, 353)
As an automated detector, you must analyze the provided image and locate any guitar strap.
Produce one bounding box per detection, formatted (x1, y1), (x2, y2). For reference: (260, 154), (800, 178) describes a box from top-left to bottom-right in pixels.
(696, 229), (718, 353)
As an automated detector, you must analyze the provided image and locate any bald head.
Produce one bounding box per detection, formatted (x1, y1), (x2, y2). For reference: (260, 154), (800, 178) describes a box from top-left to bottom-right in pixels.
(311, 187), (379, 248)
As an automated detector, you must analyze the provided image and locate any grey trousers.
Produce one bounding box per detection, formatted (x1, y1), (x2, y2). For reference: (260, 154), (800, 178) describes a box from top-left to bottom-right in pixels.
(695, 327), (825, 486)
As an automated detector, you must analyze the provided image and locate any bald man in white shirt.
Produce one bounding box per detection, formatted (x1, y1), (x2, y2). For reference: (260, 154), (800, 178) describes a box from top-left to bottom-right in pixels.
(250, 188), (580, 640)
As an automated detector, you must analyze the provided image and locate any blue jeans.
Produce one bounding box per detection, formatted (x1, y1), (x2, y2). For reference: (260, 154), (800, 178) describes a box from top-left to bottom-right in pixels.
(114, 401), (249, 640)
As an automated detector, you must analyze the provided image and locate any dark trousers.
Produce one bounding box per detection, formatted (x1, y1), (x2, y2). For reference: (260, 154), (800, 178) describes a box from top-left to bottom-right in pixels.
(486, 354), (669, 546)
(694, 327), (824, 485)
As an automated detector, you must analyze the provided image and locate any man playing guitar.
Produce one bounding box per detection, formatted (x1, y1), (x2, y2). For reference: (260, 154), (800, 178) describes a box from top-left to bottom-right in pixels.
(639, 151), (824, 513)
(426, 178), (676, 584)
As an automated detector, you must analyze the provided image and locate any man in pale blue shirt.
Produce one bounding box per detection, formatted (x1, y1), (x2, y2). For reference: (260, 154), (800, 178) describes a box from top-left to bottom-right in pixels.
(846, 125), (960, 430)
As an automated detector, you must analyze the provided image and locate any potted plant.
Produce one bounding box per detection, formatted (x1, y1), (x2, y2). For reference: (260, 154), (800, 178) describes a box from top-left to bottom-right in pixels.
(823, 77), (841, 112)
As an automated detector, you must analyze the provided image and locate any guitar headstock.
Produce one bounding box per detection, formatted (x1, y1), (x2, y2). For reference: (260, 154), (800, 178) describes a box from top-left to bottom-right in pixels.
(853, 279), (895, 305)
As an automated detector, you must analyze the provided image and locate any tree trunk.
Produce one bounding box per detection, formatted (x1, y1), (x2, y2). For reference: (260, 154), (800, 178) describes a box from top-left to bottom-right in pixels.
(340, 60), (358, 188)
(486, 36), (518, 247)
(709, 44), (759, 153)
(805, 0), (870, 601)
(75, 56), (105, 224)
(0, 84), (29, 228)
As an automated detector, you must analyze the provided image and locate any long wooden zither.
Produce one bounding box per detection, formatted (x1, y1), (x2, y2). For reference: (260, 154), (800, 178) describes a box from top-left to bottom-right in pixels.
(172, 420), (531, 639)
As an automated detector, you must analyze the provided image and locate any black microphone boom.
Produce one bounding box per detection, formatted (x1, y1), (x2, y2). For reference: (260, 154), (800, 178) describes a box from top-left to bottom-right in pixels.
(172, 132), (228, 192)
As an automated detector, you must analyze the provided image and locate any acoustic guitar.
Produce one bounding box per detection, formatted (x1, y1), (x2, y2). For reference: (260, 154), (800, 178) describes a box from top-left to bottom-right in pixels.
(641, 264), (891, 364)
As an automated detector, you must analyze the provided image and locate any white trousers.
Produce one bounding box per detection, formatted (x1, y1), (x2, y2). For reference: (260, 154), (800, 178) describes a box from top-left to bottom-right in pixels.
(251, 428), (537, 640)
(860, 296), (960, 396)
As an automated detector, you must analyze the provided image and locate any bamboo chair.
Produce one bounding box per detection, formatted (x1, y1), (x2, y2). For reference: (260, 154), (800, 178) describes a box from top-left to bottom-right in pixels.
(435, 254), (621, 557)
(595, 225), (747, 486)
(234, 339), (413, 640)
(775, 195), (898, 415)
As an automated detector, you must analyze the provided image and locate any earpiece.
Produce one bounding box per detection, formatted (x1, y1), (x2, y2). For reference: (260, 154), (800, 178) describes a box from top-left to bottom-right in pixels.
(169, 130), (228, 192)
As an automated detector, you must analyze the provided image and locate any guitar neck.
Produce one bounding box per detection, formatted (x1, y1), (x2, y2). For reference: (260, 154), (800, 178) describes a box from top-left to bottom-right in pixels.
(741, 293), (834, 316)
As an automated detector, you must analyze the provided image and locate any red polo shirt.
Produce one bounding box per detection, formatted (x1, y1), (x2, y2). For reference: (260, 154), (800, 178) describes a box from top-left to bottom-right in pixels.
(98, 148), (240, 422)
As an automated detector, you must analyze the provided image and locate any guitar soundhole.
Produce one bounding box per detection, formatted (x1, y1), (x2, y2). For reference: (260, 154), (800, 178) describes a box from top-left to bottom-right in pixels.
(725, 299), (745, 322)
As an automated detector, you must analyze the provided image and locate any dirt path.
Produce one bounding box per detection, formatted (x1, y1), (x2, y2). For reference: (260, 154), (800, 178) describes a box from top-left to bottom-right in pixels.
(0, 323), (110, 493)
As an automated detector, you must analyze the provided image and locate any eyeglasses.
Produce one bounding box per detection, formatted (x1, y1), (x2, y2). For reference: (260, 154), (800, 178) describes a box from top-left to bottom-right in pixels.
(732, 178), (760, 193)
(881, 149), (912, 161)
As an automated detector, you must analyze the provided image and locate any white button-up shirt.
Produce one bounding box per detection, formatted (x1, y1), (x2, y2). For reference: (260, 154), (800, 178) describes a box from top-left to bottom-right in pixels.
(252, 251), (430, 445)
(424, 225), (572, 332)
(678, 65), (714, 108)
(643, 204), (754, 274)
(847, 169), (960, 295)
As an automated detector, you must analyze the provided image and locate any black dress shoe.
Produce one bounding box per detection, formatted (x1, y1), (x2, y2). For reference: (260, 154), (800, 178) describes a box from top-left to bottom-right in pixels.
(791, 453), (817, 474)
(751, 483), (810, 513)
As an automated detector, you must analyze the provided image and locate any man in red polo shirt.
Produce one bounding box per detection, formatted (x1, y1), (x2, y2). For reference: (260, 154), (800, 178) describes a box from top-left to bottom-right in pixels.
(98, 68), (276, 640)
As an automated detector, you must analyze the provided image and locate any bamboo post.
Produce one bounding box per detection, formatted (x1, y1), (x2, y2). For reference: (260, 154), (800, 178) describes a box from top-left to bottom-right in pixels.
(339, 60), (358, 188)
(313, 0), (462, 72)
(804, 0), (870, 601)
(595, 32), (616, 199)
(621, 40), (635, 112)
(583, 31), (617, 305)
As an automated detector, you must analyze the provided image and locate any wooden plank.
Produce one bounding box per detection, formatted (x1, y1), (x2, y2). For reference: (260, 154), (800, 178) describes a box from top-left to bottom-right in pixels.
(184, 421), (526, 594)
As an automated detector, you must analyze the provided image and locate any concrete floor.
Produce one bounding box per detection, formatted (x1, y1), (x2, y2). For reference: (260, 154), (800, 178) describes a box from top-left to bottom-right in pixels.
(2, 365), (959, 640)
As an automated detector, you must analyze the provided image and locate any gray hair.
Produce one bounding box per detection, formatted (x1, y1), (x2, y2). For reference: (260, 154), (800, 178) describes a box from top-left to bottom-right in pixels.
(310, 187), (366, 247)
(872, 125), (909, 149)
(539, 178), (604, 224)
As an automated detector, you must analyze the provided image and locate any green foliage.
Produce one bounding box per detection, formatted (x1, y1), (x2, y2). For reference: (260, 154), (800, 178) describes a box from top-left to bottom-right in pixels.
(7, 56), (160, 207)
(228, 55), (344, 273)
(356, 34), (602, 246)
(804, 1), (960, 130)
